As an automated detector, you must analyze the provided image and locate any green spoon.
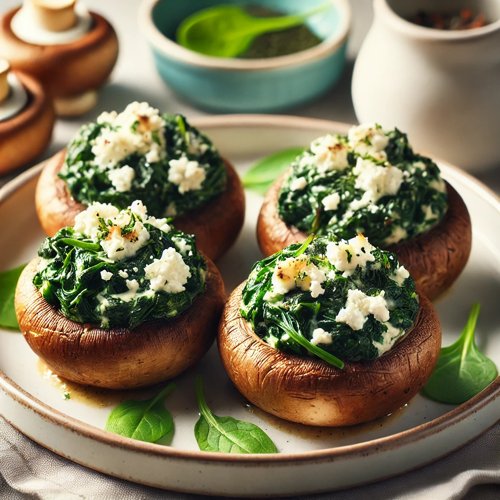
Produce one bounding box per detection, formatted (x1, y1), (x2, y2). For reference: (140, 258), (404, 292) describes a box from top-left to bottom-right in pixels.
(176, 3), (330, 58)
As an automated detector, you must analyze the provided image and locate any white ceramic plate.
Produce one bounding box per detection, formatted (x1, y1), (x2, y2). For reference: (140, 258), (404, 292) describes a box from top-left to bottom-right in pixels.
(0, 116), (499, 497)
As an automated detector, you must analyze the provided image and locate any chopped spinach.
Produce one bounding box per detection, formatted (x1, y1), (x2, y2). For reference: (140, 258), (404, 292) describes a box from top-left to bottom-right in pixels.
(59, 113), (226, 217)
(278, 128), (448, 247)
(241, 236), (419, 363)
(33, 208), (206, 329)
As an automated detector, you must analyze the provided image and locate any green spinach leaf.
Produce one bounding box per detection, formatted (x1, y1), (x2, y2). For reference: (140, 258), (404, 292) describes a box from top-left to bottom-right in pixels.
(0, 264), (26, 330)
(105, 383), (175, 443)
(242, 147), (303, 194)
(194, 377), (277, 454)
(422, 304), (498, 404)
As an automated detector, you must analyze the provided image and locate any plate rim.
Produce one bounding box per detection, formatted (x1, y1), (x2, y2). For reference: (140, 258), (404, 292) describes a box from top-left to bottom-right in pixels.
(1, 114), (499, 467)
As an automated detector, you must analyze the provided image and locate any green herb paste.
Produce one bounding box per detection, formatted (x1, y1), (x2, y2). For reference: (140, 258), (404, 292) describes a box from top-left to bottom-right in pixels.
(239, 6), (322, 59)
(241, 234), (419, 363)
(59, 102), (226, 218)
(34, 201), (206, 329)
(278, 124), (448, 247)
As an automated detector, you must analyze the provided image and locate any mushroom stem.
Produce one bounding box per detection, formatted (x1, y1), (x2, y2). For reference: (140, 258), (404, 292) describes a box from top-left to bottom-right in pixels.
(0, 59), (10, 103)
(29, 0), (77, 32)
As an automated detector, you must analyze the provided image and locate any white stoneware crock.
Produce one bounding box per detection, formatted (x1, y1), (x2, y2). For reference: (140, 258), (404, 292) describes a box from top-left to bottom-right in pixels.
(352, 0), (500, 172)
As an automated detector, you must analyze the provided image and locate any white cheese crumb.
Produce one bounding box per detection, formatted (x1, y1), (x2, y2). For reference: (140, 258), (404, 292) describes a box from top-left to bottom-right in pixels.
(430, 178), (447, 193)
(92, 102), (165, 168)
(326, 234), (376, 276)
(290, 176), (308, 191)
(335, 289), (390, 331)
(390, 265), (410, 286)
(100, 223), (150, 262)
(144, 247), (191, 293)
(422, 204), (436, 221)
(310, 328), (333, 346)
(310, 134), (349, 173)
(373, 323), (404, 355)
(118, 270), (129, 279)
(108, 165), (135, 192)
(168, 155), (206, 194)
(74, 202), (119, 240)
(384, 225), (408, 245)
(348, 123), (389, 160)
(172, 236), (192, 256)
(351, 157), (404, 210)
(271, 257), (326, 298)
(100, 270), (113, 281)
(322, 192), (340, 211)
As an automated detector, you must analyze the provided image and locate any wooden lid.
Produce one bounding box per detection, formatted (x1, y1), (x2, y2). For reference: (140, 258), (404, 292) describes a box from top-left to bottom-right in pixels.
(0, 59), (10, 103)
(29, 0), (77, 32)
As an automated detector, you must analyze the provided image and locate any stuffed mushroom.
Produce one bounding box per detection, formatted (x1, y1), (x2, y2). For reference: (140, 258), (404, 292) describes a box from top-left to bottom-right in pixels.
(219, 234), (441, 427)
(16, 201), (225, 389)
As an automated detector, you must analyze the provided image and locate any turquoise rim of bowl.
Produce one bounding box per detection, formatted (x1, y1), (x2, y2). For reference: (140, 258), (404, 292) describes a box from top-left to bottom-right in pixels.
(139, 0), (351, 71)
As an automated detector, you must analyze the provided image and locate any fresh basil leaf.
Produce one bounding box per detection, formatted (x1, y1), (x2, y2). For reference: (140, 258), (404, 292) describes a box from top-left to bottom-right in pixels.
(422, 304), (498, 404)
(243, 147), (303, 194)
(0, 264), (26, 330)
(194, 377), (277, 454)
(105, 383), (175, 443)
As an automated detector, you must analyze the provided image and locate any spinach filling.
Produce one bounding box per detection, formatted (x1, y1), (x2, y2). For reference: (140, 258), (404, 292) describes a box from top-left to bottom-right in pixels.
(34, 203), (206, 329)
(278, 126), (448, 247)
(241, 235), (419, 363)
(59, 108), (226, 218)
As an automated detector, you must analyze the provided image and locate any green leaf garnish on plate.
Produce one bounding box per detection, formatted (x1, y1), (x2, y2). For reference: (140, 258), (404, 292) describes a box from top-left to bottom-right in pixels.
(0, 264), (26, 330)
(422, 304), (498, 404)
(194, 377), (278, 454)
(105, 383), (175, 443)
(242, 147), (303, 194)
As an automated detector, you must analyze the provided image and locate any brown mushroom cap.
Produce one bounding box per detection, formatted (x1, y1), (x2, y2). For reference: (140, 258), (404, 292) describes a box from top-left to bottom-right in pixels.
(257, 176), (471, 300)
(0, 8), (118, 100)
(218, 283), (441, 427)
(0, 71), (54, 174)
(16, 256), (225, 390)
(35, 151), (245, 261)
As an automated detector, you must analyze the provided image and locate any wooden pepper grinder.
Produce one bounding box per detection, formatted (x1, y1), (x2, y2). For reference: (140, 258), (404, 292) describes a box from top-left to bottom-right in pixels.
(0, 58), (55, 174)
(0, 1), (119, 117)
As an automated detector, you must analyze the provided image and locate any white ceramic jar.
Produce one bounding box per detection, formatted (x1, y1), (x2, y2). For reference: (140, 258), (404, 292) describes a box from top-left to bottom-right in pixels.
(352, 0), (500, 172)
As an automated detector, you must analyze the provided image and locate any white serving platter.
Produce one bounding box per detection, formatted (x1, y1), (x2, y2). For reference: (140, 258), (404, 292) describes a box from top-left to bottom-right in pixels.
(0, 115), (499, 497)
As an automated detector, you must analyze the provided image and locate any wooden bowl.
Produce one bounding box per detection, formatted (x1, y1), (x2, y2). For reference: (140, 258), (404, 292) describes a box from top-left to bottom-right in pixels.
(218, 283), (441, 427)
(35, 150), (245, 261)
(16, 256), (225, 390)
(257, 177), (471, 300)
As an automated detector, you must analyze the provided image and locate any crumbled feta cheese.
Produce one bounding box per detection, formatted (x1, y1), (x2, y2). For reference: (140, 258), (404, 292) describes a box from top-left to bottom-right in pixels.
(390, 265), (410, 286)
(422, 204), (436, 221)
(92, 102), (165, 168)
(335, 289), (390, 330)
(144, 247), (191, 293)
(187, 132), (209, 155)
(271, 257), (326, 298)
(310, 328), (333, 346)
(168, 155), (206, 194)
(100, 222), (150, 262)
(348, 123), (389, 160)
(108, 165), (135, 192)
(172, 236), (192, 256)
(351, 157), (404, 210)
(74, 202), (119, 240)
(384, 225), (408, 245)
(118, 270), (129, 279)
(114, 279), (140, 302)
(326, 235), (375, 275)
(310, 134), (349, 173)
(372, 323), (404, 355)
(290, 176), (308, 191)
(322, 192), (340, 211)
(100, 270), (113, 281)
(429, 178), (447, 193)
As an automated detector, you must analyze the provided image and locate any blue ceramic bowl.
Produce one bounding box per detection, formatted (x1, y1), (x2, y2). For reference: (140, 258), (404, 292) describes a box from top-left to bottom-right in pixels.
(140, 0), (350, 112)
